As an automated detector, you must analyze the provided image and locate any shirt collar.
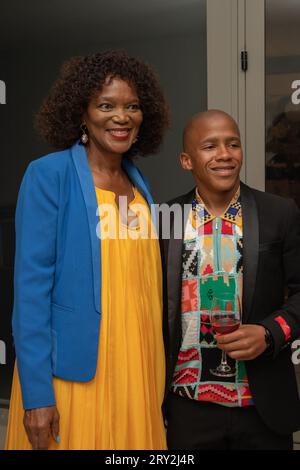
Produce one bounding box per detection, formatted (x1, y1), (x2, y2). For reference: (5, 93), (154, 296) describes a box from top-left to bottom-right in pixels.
(192, 186), (242, 227)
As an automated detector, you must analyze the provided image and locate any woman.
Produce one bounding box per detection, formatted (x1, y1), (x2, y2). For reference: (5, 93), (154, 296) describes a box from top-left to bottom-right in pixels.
(5, 50), (169, 450)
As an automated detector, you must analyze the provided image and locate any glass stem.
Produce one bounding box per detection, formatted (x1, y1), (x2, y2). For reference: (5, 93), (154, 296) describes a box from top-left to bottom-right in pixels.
(221, 350), (228, 366)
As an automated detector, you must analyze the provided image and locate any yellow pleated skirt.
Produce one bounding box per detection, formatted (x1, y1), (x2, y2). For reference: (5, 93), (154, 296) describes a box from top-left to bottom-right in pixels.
(5, 187), (166, 450)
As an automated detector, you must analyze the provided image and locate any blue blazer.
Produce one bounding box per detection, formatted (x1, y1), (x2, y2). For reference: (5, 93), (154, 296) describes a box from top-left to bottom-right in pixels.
(12, 141), (154, 410)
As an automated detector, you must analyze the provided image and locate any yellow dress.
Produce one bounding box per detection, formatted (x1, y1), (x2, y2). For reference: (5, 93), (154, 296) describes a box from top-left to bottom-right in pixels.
(5, 187), (166, 450)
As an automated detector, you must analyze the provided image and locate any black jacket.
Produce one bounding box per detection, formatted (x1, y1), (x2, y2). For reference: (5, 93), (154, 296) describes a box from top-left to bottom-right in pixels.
(160, 182), (300, 435)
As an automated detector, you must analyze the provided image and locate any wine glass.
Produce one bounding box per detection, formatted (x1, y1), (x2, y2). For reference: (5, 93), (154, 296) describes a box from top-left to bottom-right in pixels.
(209, 293), (241, 378)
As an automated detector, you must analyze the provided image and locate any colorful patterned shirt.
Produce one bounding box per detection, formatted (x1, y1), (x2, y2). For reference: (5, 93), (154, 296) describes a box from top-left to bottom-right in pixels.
(171, 187), (254, 407)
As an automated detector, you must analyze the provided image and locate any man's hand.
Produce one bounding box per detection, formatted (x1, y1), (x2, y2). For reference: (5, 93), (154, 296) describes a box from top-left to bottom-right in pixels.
(23, 406), (60, 450)
(216, 324), (267, 361)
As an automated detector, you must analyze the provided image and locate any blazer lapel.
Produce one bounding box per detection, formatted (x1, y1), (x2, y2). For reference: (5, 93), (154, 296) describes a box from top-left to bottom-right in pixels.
(122, 157), (156, 224)
(167, 190), (194, 353)
(241, 182), (259, 323)
(71, 142), (101, 314)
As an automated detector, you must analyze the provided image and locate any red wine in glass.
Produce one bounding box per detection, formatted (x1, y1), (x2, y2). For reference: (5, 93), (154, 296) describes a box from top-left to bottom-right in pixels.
(209, 294), (241, 378)
(212, 316), (240, 335)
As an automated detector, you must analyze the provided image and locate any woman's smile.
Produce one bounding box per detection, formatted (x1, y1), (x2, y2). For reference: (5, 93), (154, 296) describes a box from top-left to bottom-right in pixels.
(106, 127), (132, 139)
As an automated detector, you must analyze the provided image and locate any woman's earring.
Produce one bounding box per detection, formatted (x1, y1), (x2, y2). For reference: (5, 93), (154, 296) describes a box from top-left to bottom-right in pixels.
(80, 124), (89, 144)
(133, 135), (139, 144)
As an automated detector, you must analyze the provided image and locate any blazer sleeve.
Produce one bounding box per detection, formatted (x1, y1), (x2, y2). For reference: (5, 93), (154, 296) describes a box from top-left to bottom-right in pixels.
(259, 199), (300, 358)
(12, 160), (59, 410)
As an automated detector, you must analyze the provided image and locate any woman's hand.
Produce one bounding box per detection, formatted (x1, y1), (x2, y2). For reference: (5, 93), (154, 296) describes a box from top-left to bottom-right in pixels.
(23, 406), (60, 450)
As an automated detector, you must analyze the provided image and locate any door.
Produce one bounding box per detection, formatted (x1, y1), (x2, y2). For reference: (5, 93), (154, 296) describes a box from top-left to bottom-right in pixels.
(265, 0), (300, 208)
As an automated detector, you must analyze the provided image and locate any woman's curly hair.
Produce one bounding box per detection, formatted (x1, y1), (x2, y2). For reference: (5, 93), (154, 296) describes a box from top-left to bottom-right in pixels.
(35, 50), (169, 157)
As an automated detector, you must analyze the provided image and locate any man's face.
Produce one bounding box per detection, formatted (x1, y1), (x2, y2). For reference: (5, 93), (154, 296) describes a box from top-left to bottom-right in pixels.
(181, 115), (243, 194)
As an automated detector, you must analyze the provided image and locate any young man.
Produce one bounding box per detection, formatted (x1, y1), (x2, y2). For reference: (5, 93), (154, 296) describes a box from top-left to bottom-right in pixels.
(161, 110), (300, 450)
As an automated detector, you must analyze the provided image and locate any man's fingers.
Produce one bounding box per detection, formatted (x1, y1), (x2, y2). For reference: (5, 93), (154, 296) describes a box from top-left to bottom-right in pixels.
(216, 332), (244, 345)
(216, 327), (247, 344)
(227, 350), (256, 360)
(216, 325), (256, 345)
(217, 339), (248, 352)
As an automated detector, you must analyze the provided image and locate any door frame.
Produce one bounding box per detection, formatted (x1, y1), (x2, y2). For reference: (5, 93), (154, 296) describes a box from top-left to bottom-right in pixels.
(206, 0), (265, 190)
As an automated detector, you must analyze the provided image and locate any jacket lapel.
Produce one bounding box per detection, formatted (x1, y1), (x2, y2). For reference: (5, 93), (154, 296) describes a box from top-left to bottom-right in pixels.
(167, 190), (194, 355)
(122, 158), (153, 204)
(71, 142), (101, 314)
(122, 157), (156, 224)
(240, 182), (259, 323)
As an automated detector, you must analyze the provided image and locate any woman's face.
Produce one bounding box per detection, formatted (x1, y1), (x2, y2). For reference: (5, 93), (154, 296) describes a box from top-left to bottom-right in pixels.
(83, 77), (143, 157)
